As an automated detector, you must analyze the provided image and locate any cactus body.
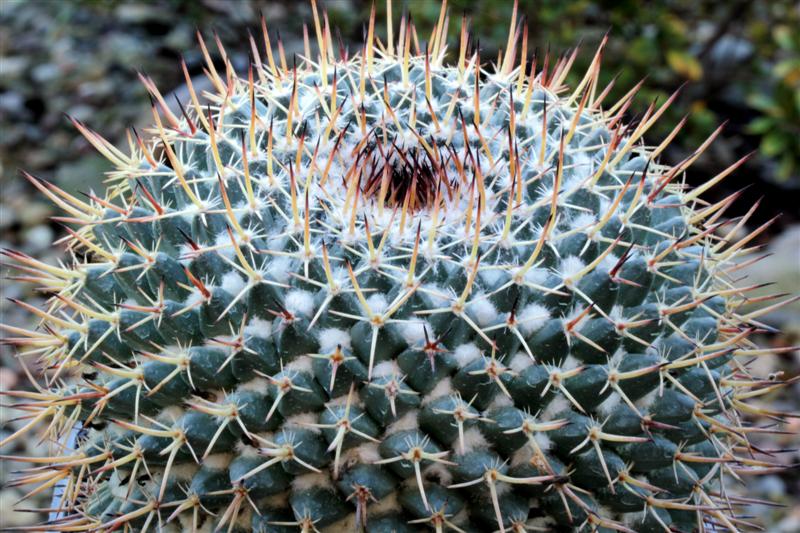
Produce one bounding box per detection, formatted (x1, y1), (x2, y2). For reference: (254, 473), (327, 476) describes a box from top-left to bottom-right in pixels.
(1, 2), (792, 532)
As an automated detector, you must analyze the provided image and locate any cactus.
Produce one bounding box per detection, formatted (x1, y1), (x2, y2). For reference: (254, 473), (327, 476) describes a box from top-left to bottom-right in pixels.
(1, 1), (795, 531)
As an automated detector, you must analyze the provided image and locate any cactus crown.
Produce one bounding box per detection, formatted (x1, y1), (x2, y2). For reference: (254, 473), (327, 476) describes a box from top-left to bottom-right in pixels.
(1, 1), (793, 532)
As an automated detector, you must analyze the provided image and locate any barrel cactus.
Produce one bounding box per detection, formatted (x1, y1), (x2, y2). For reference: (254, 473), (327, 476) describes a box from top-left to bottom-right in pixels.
(1, 1), (793, 531)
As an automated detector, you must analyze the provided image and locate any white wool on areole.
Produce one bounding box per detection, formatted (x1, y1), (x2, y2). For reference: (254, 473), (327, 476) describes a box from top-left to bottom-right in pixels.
(460, 427), (489, 453)
(202, 454), (232, 470)
(560, 354), (582, 371)
(372, 359), (400, 377)
(235, 377), (271, 393)
(370, 492), (401, 514)
(385, 411), (419, 434)
(395, 319), (429, 345)
(365, 293), (389, 314)
(540, 396), (570, 421)
(345, 442), (382, 465)
(508, 351), (535, 372)
(317, 327), (352, 352)
(291, 472), (333, 492)
(487, 392), (514, 409)
(596, 391), (622, 419)
(284, 289), (315, 317)
(534, 432), (553, 452)
(156, 405), (185, 424)
(284, 354), (314, 373)
(421, 377), (453, 405)
(244, 317), (273, 338)
(267, 256), (294, 284)
(423, 461), (453, 486)
(234, 441), (261, 457)
(635, 388), (660, 410)
(282, 412), (320, 433)
(466, 294), (499, 327)
(523, 266), (550, 286)
(220, 270), (246, 295)
(453, 343), (482, 367)
(517, 302), (551, 336)
(559, 255), (586, 282)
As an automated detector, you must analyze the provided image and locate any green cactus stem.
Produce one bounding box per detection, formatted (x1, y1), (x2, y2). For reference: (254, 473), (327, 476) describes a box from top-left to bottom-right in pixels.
(1, 1), (796, 531)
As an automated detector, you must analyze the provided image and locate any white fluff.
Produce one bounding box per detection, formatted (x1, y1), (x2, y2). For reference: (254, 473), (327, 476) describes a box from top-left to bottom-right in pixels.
(635, 388), (659, 410)
(385, 411), (419, 434)
(372, 360), (400, 378)
(292, 473), (332, 491)
(453, 343), (481, 367)
(523, 267), (549, 286)
(609, 347), (626, 367)
(317, 327), (351, 352)
(283, 413), (319, 433)
(203, 454), (232, 470)
(479, 267), (506, 287)
(365, 293), (389, 314)
(182, 283), (207, 308)
(561, 354), (581, 371)
(467, 295), (499, 327)
(157, 405), (185, 425)
(461, 427), (489, 453)
(345, 442), (382, 465)
(396, 320), (428, 345)
(220, 270), (246, 295)
(517, 303), (551, 336)
(564, 304), (589, 331)
(268, 256), (293, 284)
(244, 317), (272, 338)
(596, 392), (622, 419)
(326, 393), (365, 408)
(600, 252), (620, 271)
(371, 492), (401, 513)
(422, 378), (453, 405)
(213, 231), (238, 258)
(622, 511), (648, 528)
(533, 432), (553, 452)
(236, 377), (271, 393)
(559, 256), (586, 282)
(284, 355), (314, 373)
(487, 393), (514, 409)
(168, 463), (199, 481)
(421, 283), (451, 306)
(508, 352), (534, 373)
(528, 517), (556, 529)
(511, 446), (534, 467)
(423, 461), (453, 486)
(571, 212), (597, 230)
(235, 441), (261, 457)
(540, 396), (570, 421)
(284, 289), (315, 318)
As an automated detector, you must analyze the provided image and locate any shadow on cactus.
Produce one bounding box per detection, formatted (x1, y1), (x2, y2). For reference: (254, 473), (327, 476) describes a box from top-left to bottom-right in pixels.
(1, 1), (796, 531)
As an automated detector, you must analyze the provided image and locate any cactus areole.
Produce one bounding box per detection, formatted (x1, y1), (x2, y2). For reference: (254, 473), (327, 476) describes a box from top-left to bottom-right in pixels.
(1, 1), (792, 532)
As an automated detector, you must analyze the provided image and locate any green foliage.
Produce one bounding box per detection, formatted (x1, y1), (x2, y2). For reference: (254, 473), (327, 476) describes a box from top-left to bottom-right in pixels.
(747, 24), (800, 181)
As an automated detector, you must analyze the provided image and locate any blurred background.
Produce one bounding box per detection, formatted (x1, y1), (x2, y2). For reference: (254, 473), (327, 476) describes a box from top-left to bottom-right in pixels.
(1, 0), (798, 529)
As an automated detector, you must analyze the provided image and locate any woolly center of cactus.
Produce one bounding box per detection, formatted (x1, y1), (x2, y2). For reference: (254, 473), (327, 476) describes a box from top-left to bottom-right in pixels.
(360, 145), (440, 211)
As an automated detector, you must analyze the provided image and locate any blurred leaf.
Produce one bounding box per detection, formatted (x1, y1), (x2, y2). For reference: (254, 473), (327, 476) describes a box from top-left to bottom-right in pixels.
(666, 50), (702, 81)
(761, 134), (788, 157)
(748, 117), (775, 135)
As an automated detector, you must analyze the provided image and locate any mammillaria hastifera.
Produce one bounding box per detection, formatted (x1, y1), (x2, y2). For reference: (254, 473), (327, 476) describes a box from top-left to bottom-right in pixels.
(1, 1), (795, 531)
